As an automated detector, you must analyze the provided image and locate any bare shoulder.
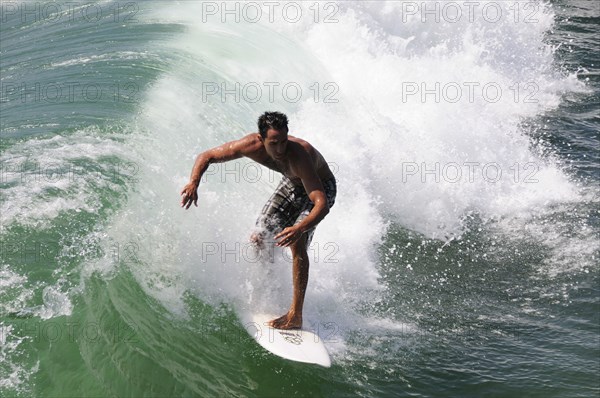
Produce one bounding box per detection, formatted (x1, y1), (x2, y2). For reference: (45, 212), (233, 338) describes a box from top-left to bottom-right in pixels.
(288, 138), (311, 158)
(288, 135), (312, 148)
(289, 135), (316, 156)
(237, 133), (264, 154)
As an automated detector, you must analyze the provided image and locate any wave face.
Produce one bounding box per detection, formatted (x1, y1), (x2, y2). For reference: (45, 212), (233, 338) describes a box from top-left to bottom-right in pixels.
(1, 1), (598, 397)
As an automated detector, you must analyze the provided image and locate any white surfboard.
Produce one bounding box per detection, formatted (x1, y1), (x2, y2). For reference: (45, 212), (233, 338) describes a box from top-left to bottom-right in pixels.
(245, 313), (331, 367)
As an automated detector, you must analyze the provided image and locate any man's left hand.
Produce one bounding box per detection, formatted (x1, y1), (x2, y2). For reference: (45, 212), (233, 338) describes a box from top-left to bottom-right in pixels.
(275, 226), (303, 247)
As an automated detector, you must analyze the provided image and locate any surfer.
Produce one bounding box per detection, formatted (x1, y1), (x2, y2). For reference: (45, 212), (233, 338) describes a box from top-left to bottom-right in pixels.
(180, 111), (336, 330)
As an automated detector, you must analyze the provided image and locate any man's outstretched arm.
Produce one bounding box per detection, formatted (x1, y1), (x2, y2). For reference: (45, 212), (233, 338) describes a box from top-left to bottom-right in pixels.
(180, 134), (257, 209)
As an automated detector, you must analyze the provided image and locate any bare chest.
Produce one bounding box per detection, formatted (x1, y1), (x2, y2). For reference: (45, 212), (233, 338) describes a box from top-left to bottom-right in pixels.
(248, 153), (297, 179)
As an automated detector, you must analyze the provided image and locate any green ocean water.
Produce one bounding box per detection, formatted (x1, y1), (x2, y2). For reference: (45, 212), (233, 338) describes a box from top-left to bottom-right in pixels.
(1, 1), (598, 397)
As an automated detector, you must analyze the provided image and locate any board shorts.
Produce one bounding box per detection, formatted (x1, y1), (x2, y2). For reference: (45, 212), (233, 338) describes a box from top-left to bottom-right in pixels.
(255, 176), (337, 246)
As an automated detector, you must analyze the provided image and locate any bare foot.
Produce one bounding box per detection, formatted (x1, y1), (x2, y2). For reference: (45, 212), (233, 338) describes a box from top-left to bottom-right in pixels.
(268, 312), (302, 330)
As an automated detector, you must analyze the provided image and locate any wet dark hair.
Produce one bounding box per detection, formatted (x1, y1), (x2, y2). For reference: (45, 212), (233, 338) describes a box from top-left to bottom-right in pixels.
(258, 111), (288, 138)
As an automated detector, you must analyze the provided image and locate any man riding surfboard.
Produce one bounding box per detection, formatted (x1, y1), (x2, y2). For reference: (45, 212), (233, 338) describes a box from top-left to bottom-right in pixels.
(180, 111), (336, 330)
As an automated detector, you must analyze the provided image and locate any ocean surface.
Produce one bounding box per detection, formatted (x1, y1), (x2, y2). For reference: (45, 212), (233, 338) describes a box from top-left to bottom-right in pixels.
(1, 1), (598, 397)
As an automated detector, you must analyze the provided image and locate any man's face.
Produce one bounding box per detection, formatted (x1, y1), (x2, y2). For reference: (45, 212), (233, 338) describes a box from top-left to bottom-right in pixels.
(262, 128), (288, 160)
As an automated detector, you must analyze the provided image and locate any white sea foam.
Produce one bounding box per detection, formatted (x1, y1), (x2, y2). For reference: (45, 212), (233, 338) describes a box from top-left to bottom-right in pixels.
(0, 129), (134, 230)
(0, 268), (37, 394)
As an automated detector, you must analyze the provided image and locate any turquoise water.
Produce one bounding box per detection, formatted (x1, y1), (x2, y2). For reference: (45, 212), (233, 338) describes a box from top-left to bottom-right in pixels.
(1, 1), (598, 397)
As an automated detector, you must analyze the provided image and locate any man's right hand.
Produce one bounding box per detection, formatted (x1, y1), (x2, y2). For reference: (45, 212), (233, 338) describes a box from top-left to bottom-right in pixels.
(180, 181), (199, 209)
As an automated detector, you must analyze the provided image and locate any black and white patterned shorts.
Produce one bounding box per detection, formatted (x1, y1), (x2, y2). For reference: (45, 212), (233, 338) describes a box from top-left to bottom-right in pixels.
(255, 176), (337, 246)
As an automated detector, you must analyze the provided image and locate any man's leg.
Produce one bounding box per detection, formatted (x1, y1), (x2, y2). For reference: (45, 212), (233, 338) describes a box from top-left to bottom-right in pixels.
(266, 178), (336, 329)
(269, 233), (309, 329)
